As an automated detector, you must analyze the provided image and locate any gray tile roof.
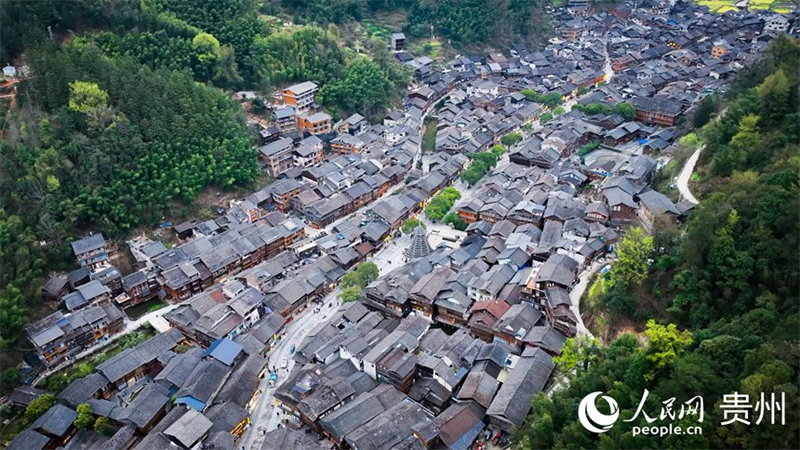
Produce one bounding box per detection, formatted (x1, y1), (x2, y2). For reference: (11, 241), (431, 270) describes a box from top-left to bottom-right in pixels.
(6, 429), (49, 450)
(32, 404), (77, 437)
(96, 329), (183, 383)
(119, 383), (169, 429)
(8, 385), (47, 407)
(486, 348), (555, 429)
(175, 358), (230, 405)
(71, 233), (105, 255)
(58, 372), (108, 407)
(319, 385), (403, 441)
(164, 408), (213, 448)
(535, 254), (580, 287)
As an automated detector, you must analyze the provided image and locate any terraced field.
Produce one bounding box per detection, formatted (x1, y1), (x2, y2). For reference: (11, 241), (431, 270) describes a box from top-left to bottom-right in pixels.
(696, 0), (794, 13)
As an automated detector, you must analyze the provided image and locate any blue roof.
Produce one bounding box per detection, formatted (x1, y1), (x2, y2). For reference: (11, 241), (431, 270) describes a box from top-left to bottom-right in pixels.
(175, 395), (206, 411)
(204, 338), (243, 366)
(450, 418), (485, 450)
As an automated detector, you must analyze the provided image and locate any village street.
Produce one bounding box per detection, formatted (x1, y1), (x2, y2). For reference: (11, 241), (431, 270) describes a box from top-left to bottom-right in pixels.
(239, 229), (412, 450)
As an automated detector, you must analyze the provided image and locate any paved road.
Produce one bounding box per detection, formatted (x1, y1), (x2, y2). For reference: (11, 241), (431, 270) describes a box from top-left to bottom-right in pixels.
(239, 233), (412, 450)
(240, 101), (438, 450)
(241, 291), (342, 450)
(677, 146), (703, 204)
(569, 260), (608, 339)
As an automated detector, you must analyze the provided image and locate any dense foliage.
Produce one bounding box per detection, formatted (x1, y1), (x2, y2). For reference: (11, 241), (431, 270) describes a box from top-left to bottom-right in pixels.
(320, 57), (396, 119)
(3, 43), (257, 237)
(501, 133), (523, 147)
(573, 101), (636, 120)
(407, 0), (551, 46)
(24, 394), (55, 425)
(401, 217), (426, 234)
(339, 262), (379, 302)
(0, 212), (46, 349)
(461, 151), (500, 186)
(250, 27), (346, 89)
(516, 36), (800, 450)
(277, 0), (554, 47)
(444, 212), (467, 231)
(424, 186), (461, 221)
(521, 90), (564, 108)
(143, 0), (266, 75)
(74, 403), (94, 429)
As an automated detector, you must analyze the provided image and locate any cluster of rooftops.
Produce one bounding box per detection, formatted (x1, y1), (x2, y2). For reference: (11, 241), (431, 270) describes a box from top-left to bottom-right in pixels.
(11, 1), (797, 449)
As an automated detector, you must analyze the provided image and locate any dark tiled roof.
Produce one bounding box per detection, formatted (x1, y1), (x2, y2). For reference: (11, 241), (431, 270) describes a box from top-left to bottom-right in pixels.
(96, 329), (183, 383)
(6, 429), (49, 450)
(8, 385), (47, 406)
(58, 372), (108, 407)
(486, 348), (555, 428)
(71, 233), (105, 255)
(32, 404), (77, 437)
(120, 383), (169, 429)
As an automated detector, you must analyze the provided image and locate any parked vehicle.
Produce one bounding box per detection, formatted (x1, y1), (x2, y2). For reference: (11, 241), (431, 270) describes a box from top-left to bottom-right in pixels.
(492, 432), (502, 445)
(280, 357), (288, 369)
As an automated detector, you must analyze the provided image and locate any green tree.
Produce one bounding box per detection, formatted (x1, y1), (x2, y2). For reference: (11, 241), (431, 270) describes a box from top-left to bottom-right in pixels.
(68, 81), (109, 113)
(444, 212), (467, 231)
(707, 210), (753, 303)
(425, 187), (461, 221)
(401, 217), (425, 234)
(338, 285), (362, 303)
(0, 285), (27, 349)
(613, 102), (636, 120)
(0, 367), (20, 393)
(693, 95), (718, 128)
(341, 262), (379, 289)
(757, 69), (792, 126)
(192, 32), (220, 63)
(472, 152), (498, 170)
(540, 112), (553, 124)
(356, 262), (379, 286)
(74, 403), (94, 429)
(320, 57), (397, 119)
(610, 227), (653, 287)
(521, 89), (537, 101)
(501, 132), (523, 147)
(94, 416), (111, 435)
(340, 271), (362, 289)
(553, 105), (566, 116)
(554, 336), (600, 375)
(538, 92), (563, 107)
(644, 320), (693, 380)
(24, 394), (55, 425)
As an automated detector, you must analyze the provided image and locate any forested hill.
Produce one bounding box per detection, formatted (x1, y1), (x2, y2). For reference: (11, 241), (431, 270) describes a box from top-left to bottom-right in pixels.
(515, 35), (800, 449)
(280, 0), (554, 47)
(0, 0), (414, 238)
(0, 0), (412, 353)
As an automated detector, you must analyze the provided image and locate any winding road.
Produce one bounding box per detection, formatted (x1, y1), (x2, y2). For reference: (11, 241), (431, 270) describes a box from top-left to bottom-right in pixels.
(676, 146), (704, 204)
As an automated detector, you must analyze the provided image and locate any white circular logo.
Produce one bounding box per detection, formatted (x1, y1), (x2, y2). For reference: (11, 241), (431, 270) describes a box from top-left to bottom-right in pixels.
(578, 391), (620, 433)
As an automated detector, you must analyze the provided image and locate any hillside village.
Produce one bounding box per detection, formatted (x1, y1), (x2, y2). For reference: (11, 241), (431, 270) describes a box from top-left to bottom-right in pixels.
(4, 1), (799, 450)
